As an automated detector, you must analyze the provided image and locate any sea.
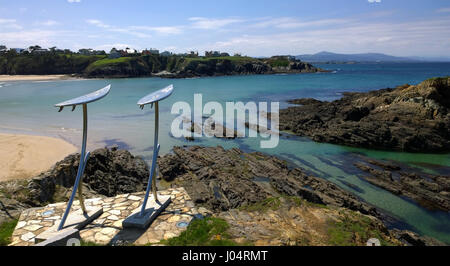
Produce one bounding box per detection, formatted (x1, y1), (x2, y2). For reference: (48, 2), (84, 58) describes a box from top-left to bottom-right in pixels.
(1, 62), (450, 243)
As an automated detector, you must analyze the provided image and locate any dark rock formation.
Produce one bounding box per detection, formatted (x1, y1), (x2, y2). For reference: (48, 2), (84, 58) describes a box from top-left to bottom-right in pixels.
(354, 159), (449, 212)
(0, 147), (149, 223)
(158, 146), (378, 217)
(85, 55), (324, 79)
(29, 147), (149, 199)
(279, 77), (450, 152)
(1, 145), (444, 245)
(390, 229), (446, 246)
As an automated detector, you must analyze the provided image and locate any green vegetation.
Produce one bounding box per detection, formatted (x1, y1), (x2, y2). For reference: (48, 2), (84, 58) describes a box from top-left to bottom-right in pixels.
(239, 195), (327, 213)
(265, 56), (290, 68)
(239, 197), (282, 212)
(79, 240), (103, 246)
(426, 76), (450, 81)
(160, 217), (239, 246)
(1, 50), (314, 77)
(0, 50), (104, 75)
(0, 219), (18, 246)
(327, 214), (396, 246)
(87, 57), (133, 68)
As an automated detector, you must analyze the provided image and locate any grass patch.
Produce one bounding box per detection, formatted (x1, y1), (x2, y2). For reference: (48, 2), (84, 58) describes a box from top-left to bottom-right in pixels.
(266, 59), (290, 68)
(0, 219), (18, 246)
(160, 217), (238, 246)
(327, 215), (395, 246)
(79, 240), (104, 246)
(239, 197), (282, 212)
(426, 76), (450, 82)
(87, 57), (134, 68)
(239, 195), (327, 213)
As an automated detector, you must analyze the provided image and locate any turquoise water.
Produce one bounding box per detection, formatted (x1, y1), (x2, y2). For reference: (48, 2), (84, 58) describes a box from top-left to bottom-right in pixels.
(1, 63), (449, 243)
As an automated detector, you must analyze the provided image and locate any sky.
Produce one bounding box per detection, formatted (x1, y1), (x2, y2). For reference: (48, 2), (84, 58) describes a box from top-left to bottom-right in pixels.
(1, 0), (450, 57)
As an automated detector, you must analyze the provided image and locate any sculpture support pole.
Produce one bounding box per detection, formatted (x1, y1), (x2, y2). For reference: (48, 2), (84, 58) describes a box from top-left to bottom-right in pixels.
(58, 104), (89, 231)
(140, 102), (160, 217)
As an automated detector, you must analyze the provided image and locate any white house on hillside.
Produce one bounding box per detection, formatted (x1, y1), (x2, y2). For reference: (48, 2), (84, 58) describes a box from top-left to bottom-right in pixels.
(125, 47), (137, 54)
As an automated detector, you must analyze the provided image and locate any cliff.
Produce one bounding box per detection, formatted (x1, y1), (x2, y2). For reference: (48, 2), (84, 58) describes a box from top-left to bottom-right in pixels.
(279, 77), (450, 153)
(83, 55), (324, 78)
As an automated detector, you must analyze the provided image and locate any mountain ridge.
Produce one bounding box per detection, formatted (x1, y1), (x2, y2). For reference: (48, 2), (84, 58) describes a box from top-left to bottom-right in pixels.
(295, 51), (450, 63)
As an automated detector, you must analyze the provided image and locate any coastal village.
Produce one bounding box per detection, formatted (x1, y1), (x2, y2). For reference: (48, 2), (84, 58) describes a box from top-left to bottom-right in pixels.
(0, 44), (240, 59)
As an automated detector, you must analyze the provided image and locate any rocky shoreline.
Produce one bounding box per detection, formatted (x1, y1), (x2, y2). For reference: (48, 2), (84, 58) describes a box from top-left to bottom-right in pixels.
(0, 146), (446, 245)
(0, 147), (148, 223)
(279, 77), (450, 153)
(354, 158), (449, 212)
(83, 56), (326, 79)
(156, 146), (444, 245)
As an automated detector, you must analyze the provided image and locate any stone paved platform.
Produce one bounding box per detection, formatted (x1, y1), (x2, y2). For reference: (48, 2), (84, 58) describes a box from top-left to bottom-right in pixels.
(9, 188), (212, 246)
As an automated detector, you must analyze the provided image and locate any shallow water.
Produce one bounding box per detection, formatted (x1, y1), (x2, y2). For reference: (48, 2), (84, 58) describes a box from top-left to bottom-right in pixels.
(1, 62), (449, 243)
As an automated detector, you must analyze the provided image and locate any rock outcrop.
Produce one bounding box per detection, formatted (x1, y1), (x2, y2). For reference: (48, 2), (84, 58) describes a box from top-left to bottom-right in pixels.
(217, 196), (404, 246)
(354, 159), (449, 212)
(85, 56), (324, 79)
(279, 77), (450, 152)
(1, 145), (445, 245)
(390, 229), (446, 246)
(0, 147), (149, 223)
(158, 146), (379, 217)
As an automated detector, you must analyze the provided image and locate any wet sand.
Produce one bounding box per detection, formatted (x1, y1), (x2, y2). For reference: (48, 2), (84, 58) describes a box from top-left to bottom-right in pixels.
(0, 75), (76, 82)
(0, 133), (78, 181)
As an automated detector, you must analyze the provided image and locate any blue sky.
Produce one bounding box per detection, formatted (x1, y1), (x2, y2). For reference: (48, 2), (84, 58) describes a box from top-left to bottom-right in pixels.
(1, 0), (450, 57)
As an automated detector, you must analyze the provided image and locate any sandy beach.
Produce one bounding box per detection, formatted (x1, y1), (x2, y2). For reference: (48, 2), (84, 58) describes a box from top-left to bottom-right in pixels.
(0, 75), (76, 82)
(0, 133), (78, 182)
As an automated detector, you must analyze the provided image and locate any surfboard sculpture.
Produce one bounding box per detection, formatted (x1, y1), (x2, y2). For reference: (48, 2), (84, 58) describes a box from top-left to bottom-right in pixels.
(55, 85), (111, 231)
(123, 84), (174, 229)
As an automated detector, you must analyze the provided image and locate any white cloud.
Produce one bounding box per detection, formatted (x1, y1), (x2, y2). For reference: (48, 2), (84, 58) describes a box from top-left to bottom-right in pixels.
(36, 20), (59, 26)
(437, 7), (450, 13)
(368, 0), (381, 3)
(86, 19), (151, 38)
(86, 19), (110, 28)
(0, 30), (60, 47)
(0, 18), (22, 30)
(250, 17), (351, 29)
(0, 18), (16, 24)
(130, 25), (183, 35)
(208, 18), (450, 57)
(94, 43), (138, 52)
(67, 0), (81, 3)
(188, 17), (244, 29)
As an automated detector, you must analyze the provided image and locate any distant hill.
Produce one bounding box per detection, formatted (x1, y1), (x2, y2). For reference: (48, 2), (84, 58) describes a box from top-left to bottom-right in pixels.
(407, 56), (450, 62)
(296, 51), (415, 63)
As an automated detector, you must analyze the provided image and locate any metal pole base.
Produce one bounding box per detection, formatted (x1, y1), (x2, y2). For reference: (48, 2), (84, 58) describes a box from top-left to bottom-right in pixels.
(122, 194), (171, 229)
(36, 207), (103, 245)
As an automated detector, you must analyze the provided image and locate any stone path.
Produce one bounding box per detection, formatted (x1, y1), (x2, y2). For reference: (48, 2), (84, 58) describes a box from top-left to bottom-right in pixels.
(10, 187), (212, 246)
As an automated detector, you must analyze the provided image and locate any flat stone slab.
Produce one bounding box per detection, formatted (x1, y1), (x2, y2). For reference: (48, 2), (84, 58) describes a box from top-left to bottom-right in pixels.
(35, 207), (103, 244)
(122, 195), (171, 230)
(10, 188), (212, 246)
(35, 228), (80, 247)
